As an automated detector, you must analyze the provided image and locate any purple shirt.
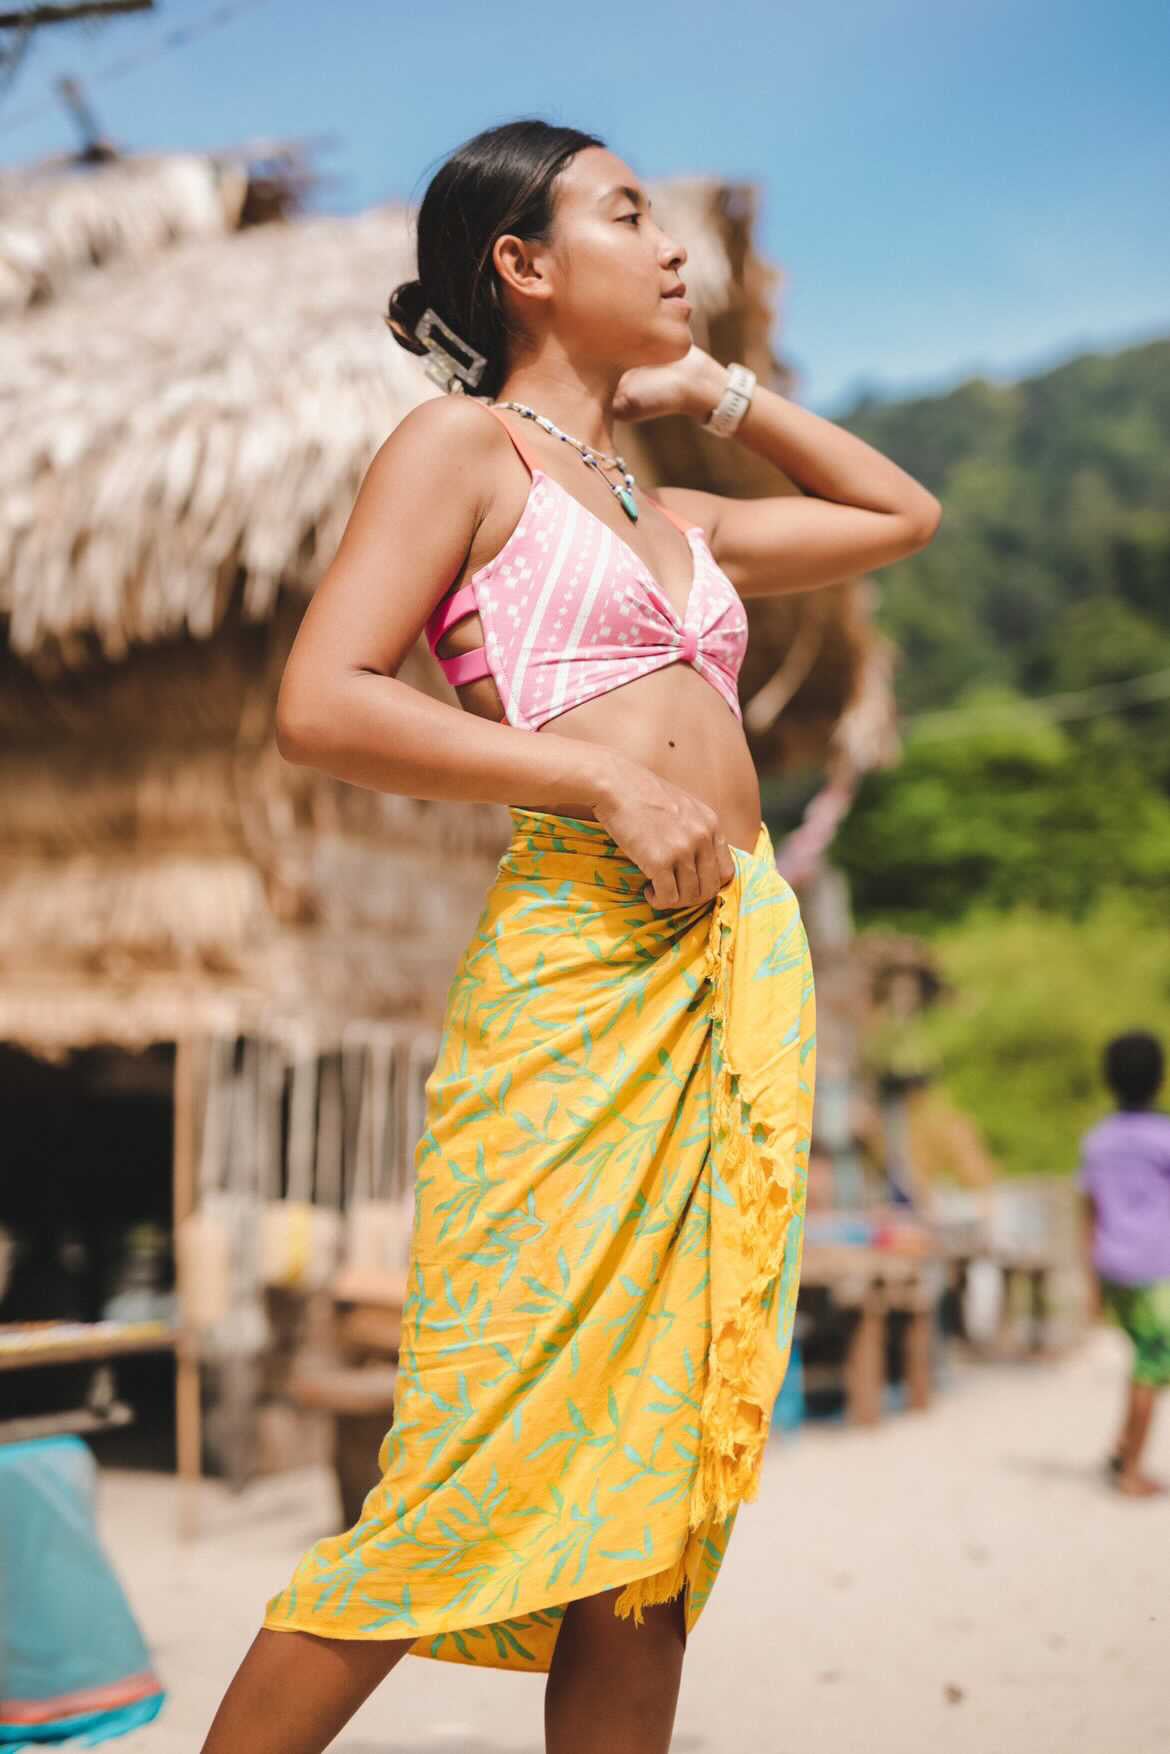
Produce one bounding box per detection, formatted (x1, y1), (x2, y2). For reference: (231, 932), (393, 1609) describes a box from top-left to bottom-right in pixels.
(1078, 1109), (1170, 1286)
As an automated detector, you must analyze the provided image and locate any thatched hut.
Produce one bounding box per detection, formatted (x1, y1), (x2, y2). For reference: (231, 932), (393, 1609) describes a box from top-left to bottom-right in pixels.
(1, 140), (896, 1025)
(0, 144), (896, 1492)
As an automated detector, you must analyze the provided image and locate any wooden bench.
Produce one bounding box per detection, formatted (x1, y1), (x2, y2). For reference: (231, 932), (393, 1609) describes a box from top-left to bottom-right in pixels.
(799, 1243), (943, 1425)
(0, 1319), (175, 1447)
(286, 1359), (399, 1528)
(285, 1265), (408, 1528)
(931, 1177), (1078, 1358)
(939, 1244), (1062, 1357)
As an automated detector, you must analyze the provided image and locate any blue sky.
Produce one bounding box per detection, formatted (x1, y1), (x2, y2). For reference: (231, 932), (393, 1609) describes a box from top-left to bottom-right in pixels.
(2, 0), (1166, 413)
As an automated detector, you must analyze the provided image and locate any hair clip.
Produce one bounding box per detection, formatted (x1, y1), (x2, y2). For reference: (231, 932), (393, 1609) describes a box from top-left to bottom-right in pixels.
(413, 306), (487, 393)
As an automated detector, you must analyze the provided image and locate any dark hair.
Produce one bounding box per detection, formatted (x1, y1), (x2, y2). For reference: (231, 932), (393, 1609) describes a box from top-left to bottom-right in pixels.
(1103, 1030), (1164, 1110)
(385, 118), (607, 401)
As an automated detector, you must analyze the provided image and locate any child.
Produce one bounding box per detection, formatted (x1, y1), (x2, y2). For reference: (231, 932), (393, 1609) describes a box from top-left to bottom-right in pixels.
(1079, 1030), (1170, 1497)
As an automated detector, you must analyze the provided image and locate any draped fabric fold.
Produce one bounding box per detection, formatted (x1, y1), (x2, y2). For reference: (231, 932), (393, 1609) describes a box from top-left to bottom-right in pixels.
(262, 806), (816, 1672)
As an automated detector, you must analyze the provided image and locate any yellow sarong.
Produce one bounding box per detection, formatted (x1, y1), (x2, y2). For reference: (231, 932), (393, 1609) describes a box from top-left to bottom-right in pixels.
(262, 806), (816, 1671)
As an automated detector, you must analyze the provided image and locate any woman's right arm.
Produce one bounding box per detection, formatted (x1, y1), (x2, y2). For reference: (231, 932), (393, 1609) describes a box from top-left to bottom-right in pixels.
(274, 394), (619, 812)
(275, 395), (735, 907)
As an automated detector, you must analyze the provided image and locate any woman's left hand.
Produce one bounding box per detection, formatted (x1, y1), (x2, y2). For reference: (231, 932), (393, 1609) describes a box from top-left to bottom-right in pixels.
(612, 344), (726, 425)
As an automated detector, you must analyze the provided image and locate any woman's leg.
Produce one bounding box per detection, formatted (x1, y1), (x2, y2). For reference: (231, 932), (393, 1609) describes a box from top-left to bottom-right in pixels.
(544, 1583), (688, 1754)
(198, 1626), (415, 1754)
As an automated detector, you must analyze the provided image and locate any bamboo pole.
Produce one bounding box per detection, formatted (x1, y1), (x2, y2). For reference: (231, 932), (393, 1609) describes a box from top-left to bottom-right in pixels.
(172, 1034), (201, 1538)
(0, 3), (152, 25)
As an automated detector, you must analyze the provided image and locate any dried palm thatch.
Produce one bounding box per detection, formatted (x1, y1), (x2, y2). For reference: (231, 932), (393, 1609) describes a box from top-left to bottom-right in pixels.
(0, 150), (894, 774)
(0, 579), (514, 1056)
(1, 148), (897, 1058)
(0, 148), (251, 315)
(0, 161), (753, 658)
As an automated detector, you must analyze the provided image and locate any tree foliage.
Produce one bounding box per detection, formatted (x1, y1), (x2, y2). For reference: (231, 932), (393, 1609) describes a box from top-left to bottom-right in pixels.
(912, 896), (1170, 1178)
(835, 337), (1170, 718)
(824, 337), (1170, 1173)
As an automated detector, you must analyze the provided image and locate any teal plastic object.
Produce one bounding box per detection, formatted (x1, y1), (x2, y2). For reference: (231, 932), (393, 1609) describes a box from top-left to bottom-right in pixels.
(0, 1436), (166, 1748)
(771, 1337), (805, 1433)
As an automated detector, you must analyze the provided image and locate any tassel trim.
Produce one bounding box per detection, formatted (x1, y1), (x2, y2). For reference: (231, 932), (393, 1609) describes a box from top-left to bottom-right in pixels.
(688, 875), (804, 1528)
(611, 1544), (691, 1626)
(612, 867), (811, 1625)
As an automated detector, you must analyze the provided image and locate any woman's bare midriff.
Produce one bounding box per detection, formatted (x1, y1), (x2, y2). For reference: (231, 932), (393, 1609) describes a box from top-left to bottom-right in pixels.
(452, 659), (763, 856)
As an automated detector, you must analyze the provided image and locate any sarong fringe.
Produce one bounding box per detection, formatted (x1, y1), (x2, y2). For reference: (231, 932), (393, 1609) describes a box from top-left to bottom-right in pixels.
(612, 875), (807, 1626)
(688, 880), (802, 1529)
(611, 1545), (690, 1626)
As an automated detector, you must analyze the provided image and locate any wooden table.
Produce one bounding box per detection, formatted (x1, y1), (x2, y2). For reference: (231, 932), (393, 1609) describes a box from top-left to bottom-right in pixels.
(798, 1243), (944, 1425)
(936, 1243), (1061, 1356)
(0, 1319), (179, 1446)
(285, 1265), (408, 1529)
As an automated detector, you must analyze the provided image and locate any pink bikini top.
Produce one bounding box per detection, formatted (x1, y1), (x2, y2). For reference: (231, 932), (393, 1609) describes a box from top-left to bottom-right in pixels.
(424, 402), (748, 731)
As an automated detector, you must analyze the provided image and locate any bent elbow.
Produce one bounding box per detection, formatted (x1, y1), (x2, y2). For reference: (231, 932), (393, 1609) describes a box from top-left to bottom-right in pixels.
(274, 689), (324, 767)
(909, 496), (943, 544)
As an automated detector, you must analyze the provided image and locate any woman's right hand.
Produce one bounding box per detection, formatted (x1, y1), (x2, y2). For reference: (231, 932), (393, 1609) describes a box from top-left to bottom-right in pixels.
(590, 765), (738, 909)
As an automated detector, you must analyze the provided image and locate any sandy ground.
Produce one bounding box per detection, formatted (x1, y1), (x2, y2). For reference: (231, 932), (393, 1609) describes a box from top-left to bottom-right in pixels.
(91, 1325), (1169, 1754)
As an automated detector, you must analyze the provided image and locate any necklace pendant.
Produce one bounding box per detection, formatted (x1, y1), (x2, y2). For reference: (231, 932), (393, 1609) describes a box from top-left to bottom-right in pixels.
(617, 486), (639, 523)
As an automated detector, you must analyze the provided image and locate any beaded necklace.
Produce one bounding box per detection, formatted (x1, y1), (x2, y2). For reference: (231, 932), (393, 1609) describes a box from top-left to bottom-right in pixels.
(488, 399), (641, 523)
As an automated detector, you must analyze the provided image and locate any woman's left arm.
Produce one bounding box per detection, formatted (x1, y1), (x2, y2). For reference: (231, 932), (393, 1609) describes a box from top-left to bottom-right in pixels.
(646, 347), (943, 599)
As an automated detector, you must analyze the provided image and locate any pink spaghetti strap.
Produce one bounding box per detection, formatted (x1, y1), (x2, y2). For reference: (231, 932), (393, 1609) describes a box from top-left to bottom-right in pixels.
(483, 404), (692, 533)
(424, 395), (748, 726)
(641, 488), (696, 537)
(480, 402), (540, 479)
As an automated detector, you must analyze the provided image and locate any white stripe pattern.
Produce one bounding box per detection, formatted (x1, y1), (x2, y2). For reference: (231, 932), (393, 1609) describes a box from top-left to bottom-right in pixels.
(505, 495), (581, 727)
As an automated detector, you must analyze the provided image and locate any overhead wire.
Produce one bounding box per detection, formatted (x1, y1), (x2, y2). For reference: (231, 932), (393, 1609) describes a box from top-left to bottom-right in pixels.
(905, 666), (1170, 739)
(0, 0), (272, 135)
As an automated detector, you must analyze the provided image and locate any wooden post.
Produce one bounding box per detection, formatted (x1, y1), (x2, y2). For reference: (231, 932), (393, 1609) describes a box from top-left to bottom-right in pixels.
(172, 1035), (201, 1538)
(995, 1262), (1019, 1355)
(1028, 1265), (1049, 1354)
(844, 1288), (886, 1425)
(904, 1292), (934, 1411)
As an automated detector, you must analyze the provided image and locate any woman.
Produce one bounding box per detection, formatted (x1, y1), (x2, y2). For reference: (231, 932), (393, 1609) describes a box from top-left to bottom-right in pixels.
(199, 117), (940, 1754)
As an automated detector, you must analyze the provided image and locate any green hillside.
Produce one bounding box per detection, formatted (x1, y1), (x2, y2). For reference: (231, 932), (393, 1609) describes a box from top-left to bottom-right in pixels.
(835, 336), (1170, 717)
(825, 337), (1170, 1174)
(832, 333), (1170, 920)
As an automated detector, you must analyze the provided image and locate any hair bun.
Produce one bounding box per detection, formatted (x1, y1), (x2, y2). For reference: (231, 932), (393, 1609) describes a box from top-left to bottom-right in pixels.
(384, 278), (429, 354)
(381, 120), (607, 397)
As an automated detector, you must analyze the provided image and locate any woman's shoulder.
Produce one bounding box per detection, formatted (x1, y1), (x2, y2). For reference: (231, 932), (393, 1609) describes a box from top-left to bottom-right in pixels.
(390, 391), (503, 456)
(362, 394), (506, 524)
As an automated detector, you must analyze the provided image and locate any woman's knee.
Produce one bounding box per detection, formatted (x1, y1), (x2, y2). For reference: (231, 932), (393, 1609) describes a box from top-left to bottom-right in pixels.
(561, 1583), (687, 1654)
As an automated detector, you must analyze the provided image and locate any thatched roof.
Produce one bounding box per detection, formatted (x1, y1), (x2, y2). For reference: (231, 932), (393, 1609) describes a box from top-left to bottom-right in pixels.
(0, 145), (896, 776)
(0, 149), (251, 315)
(0, 146), (899, 1060)
(0, 152), (762, 657)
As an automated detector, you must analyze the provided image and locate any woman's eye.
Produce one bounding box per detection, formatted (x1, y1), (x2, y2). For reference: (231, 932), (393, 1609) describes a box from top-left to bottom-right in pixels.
(621, 212), (641, 225)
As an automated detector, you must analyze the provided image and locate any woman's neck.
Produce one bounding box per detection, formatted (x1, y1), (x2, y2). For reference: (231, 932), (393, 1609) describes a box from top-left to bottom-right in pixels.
(494, 366), (622, 455)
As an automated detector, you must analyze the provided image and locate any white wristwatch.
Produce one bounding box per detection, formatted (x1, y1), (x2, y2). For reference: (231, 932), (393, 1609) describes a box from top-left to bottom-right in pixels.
(703, 362), (757, 438)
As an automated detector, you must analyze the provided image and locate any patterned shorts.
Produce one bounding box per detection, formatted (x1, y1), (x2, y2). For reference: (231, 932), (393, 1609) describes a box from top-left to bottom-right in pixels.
(1101, 1277), (1170, 1387)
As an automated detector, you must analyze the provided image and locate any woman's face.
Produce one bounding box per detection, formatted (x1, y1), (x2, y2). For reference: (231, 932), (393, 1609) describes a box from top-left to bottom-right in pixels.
(497, 145), (692, 371)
